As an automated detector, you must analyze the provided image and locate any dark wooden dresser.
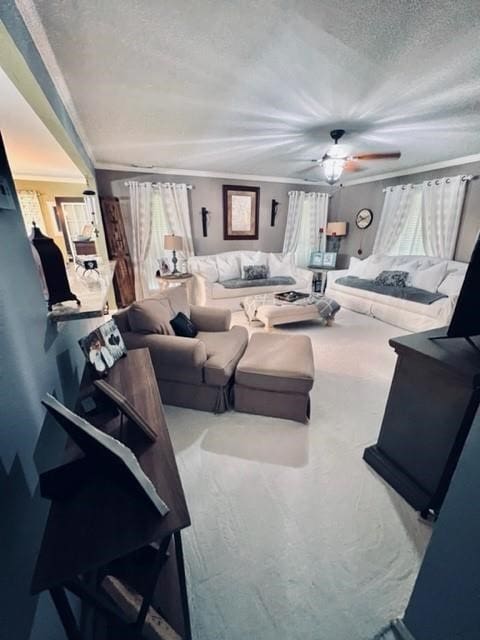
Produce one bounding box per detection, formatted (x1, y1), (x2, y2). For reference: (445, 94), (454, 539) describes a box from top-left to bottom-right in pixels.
(364, 327), (480, 517)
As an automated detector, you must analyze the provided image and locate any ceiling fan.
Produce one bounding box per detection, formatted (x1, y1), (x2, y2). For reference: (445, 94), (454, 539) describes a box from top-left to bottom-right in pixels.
(299, 129), (401, 185)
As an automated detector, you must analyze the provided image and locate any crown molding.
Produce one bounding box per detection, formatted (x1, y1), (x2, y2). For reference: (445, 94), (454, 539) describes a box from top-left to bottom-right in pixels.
(342, 153), (480, 187)
(13, 172), (87, 184)
(96, 152), (480, 188)
(94, 162), (317, 185)
(14, 0), (94, 162)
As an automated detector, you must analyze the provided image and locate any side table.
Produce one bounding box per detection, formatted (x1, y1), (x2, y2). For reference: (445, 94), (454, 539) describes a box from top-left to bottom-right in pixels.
(156, 272), (194, 301)
(307, 266), (338, 294)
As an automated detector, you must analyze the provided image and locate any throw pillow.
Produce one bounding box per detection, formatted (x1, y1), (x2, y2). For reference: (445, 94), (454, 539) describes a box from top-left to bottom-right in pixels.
(374, 270), (409, 287)
(127, 298), (175, 335)
(268, 253), (294, 278)
(409, 261), (448, 293)
(170, 312), (198, 338)
(216, 254), (240, 281)
(437, 272), (465, 297)
(239, 251), (266, 274)
(243, 264), (269, 280)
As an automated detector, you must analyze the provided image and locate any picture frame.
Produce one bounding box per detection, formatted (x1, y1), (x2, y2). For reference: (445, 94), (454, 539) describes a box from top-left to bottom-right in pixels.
(79, 319), (127, 377)
(309, 251), (324, 267)
(309, 251), (337, 268)
(322, 252), (337, 268)
(94, 379), (157, 443)
(223, 185), (259, 240)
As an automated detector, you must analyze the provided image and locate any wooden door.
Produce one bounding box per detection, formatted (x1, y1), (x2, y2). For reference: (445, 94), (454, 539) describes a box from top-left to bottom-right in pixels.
(100, 197), (135, 307)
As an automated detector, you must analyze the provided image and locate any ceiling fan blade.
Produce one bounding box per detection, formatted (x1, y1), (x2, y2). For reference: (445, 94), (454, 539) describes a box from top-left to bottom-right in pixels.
(352, 152), (401, 160)
(343, 160), (364, 173)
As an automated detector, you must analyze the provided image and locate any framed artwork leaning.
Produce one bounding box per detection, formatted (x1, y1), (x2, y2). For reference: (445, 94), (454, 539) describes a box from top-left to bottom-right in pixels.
(94, 379), (157, 443)
(223, 185), (259, 240)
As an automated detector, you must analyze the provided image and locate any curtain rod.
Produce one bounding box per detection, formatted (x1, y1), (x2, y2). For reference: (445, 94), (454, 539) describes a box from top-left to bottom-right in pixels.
(382, 174), (473, 192)
(124, 180), (193, 189)
(288, 190), (331, 197)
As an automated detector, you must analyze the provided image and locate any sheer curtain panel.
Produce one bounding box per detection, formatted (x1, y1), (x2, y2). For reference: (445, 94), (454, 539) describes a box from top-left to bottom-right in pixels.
(421, 176), (467, 259)
(158, 183), (194, 260)
(283, 191), (305, 254)
(373, 185), (414, 255)
(128, 181), (153, 300)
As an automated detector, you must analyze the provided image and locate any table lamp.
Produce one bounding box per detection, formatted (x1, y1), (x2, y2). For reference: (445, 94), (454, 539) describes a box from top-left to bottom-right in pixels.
(164, 234), (183, 274)
(326, 221), (347, 253)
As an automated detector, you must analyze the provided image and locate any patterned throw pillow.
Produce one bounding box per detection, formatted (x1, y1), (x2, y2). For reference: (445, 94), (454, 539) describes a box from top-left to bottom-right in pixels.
(243, 264), (269, 280)
(374, 270), (409, 287)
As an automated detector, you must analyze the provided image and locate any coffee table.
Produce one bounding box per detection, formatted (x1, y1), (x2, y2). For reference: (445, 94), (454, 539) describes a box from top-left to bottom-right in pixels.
(242, 292), (340, 330)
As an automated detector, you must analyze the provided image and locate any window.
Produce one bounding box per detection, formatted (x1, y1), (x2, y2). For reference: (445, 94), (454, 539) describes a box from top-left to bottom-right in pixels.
(17, 190), (45, 233)
(145, 191), (173, 291)
(389, 189), (425, 256)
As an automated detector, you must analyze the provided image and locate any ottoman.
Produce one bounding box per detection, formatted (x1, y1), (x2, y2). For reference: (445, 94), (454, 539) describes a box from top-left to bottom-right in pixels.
(234, 333), (314, 423)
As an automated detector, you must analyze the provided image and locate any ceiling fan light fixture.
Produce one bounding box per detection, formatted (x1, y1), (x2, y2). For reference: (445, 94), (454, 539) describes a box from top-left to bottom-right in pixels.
(323, 157), (345, 185)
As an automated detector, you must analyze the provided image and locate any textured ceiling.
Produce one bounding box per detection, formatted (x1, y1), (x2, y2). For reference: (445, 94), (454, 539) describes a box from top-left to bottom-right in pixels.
(0, 65), (83, 179)
(30, 0), (480, 182)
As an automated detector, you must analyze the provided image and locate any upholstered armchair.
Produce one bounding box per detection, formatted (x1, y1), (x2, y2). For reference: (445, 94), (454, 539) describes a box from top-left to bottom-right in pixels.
(113, 285), (248, 413)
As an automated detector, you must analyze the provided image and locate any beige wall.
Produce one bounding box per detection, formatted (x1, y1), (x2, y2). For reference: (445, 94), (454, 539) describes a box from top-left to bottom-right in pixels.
(14, 178), (86, 257)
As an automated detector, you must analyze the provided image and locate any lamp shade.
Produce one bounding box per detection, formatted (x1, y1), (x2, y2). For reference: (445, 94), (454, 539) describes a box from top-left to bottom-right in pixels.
(164, 234), (183, 250)
(326, 222), (347, 237)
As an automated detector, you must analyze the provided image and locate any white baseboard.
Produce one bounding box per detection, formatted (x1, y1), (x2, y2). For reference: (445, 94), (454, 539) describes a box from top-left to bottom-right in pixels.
(391, 618), (416, 640)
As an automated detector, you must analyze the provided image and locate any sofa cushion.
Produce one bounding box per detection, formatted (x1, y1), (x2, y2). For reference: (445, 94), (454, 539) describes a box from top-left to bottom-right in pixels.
(409, 261), (447, 292)
(268, 252), (294, 278)
(216, 253), (241, 281)
(127, 298), (175, 335)
(240, 251), (266, 274)
(235, 333), (314, 394)
(199, 325), (248, 386)
(113, 307), (131, 333)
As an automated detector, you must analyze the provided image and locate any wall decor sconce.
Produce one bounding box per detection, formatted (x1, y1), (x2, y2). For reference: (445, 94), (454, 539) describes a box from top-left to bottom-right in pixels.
(271, 199), (279, 227)
(201, 207), (209, 237)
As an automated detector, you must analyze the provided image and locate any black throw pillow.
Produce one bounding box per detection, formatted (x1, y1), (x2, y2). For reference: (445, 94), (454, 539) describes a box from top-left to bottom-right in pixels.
(170, 312), (198, 338)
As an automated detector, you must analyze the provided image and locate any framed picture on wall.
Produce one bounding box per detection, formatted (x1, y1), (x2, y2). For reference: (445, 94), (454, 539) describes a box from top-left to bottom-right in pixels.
(223, 185), (259, 240)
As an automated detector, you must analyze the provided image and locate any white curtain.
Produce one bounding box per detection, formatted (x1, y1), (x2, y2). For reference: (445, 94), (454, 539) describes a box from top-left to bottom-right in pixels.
(283, 191), (305, 254)
(308, 192), (329, 253)
(421, 176), (467, 259)
(283, 191), (329, 266)
(373, 185), (414, 254)
(128, 181), (153, 300)
(295, 192), (329, 267)
(157, 183), (194, 259)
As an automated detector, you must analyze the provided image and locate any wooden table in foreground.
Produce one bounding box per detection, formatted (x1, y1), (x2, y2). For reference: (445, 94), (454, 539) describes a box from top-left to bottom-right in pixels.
(364, 327), (480, 517)
(32, 349), (192, 639)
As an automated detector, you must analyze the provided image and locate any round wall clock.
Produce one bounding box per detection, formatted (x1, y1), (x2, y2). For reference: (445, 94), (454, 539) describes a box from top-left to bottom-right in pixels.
(355, 208), (373, 229)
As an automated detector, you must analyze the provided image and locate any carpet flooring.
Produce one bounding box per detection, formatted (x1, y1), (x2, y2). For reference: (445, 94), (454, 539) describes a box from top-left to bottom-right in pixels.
(163, 309), (431, 640)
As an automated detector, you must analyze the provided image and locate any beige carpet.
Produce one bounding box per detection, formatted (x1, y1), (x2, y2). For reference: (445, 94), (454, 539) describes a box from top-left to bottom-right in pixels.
(164, 309), (431, 640)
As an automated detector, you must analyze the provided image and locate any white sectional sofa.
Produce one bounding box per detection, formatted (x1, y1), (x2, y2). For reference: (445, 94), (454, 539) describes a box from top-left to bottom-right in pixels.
(188, 250), (313, 309)
(325, 254), (467, 333)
